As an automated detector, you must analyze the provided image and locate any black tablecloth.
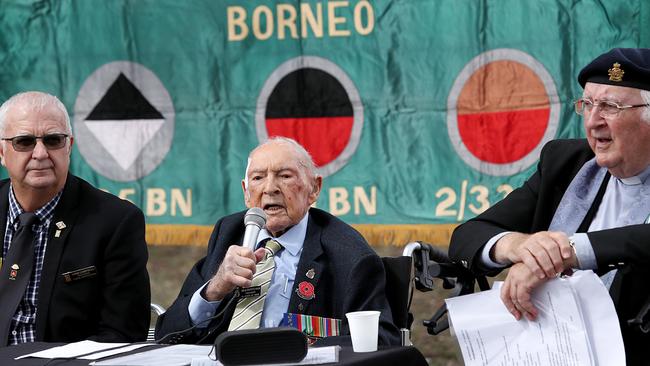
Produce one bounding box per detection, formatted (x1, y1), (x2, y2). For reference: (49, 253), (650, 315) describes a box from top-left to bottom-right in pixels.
(0, 342), (429, 366)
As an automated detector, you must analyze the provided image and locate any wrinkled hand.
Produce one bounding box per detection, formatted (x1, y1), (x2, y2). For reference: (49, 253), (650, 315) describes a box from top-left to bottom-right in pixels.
(501, 263), (548, 321)
(204, 246), (266, 301)
(494, 231), (574, 279)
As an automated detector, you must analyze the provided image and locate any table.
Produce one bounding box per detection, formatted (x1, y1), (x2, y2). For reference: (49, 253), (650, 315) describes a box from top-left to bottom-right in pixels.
(0, 342), (429, 366)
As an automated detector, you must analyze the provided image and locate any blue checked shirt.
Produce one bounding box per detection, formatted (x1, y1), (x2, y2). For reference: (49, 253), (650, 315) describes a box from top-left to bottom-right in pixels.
(3, 186), (61, 345)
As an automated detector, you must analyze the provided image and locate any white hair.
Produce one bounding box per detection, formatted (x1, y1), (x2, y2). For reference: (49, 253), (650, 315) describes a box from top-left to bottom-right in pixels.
(243, 137), (319, 189)
(0, 91), (72, 136)
(641, 89), (650, 123)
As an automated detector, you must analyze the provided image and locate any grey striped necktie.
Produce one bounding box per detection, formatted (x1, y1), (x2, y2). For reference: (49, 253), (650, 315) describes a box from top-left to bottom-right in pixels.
(228, 239), (283, 331)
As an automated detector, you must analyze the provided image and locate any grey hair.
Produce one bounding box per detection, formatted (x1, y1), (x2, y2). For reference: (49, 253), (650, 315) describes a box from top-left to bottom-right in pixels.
(641, 89), (650, 123)
(0, 91), (72, 136)
(243, 137), (319, 189)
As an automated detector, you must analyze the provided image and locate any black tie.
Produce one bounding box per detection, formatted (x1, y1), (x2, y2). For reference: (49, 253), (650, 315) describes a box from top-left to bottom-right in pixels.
(0, 212), (38, 345)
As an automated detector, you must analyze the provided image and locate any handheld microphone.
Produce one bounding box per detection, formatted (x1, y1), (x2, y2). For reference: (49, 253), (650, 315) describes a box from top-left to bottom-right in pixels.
(242, 207), (266, 251)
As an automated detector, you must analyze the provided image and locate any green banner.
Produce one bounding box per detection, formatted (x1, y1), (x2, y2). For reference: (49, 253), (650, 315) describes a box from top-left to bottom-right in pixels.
(1, 0), (648, 244)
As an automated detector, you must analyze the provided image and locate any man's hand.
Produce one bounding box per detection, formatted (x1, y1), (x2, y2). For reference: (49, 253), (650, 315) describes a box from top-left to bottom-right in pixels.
(492, 231), (574, 279)
(203, 246), (266, 301)
(500, 263), (548, 321)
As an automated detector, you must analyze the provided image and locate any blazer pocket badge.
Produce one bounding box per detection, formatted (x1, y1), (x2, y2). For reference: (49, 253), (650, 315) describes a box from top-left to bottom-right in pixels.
(62, 266), (98, 283)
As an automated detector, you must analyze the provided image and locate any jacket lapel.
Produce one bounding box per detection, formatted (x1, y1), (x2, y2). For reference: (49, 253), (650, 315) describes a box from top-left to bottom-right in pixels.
(288, 215), (323, 315)
(0, 182), (10, 259)
(35, 175), (81, 340)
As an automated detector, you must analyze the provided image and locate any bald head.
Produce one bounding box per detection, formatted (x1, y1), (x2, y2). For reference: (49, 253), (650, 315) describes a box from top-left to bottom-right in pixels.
(244, 137), (318, 189)
(242, 137), (322, 237)
(0, 92), (72, 136)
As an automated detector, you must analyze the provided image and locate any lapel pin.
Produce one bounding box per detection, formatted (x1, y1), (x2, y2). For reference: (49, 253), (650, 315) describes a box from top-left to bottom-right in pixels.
(296, 281), (315, 300)
(55, 221), (66, 238)
(9, 264), (19, 280)
(306, 268), (315, 279)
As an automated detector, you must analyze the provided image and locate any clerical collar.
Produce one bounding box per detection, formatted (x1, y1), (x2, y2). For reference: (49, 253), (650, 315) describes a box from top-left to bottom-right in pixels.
(617, 165), (650, 186)
(256, 213), (308, 256)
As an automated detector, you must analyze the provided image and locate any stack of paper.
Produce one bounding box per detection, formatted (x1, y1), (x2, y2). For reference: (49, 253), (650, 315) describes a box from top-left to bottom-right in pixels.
(92, 344), (340, 366)
(15, 341), (154, 361)
(446, 270), (625, 366)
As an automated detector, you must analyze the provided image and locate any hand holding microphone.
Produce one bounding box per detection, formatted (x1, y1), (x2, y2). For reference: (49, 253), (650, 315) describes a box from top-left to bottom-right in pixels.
(204, 208), (267, 301)
(242, 207), (266, 250)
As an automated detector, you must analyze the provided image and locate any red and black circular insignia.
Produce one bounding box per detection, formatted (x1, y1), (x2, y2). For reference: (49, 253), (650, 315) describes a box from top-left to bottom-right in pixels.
(296, 281), (315, 300)
(256, 56), (364, 177)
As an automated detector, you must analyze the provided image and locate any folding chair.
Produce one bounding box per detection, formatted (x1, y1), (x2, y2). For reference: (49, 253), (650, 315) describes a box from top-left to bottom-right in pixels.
(148, 303), (166, 342)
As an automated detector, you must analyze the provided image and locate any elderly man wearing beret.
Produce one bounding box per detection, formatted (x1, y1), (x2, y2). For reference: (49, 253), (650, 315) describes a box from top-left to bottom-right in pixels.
(449, 48), (650, 364)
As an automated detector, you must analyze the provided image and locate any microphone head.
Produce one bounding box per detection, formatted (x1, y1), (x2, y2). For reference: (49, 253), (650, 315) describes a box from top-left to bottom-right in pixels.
(244, 207), (266, 228)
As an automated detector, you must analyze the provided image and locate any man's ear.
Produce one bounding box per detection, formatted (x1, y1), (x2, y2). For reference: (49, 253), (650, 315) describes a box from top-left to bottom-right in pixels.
(309, 176), (322, 204)
(0, 142), (6, 167)
(241, 180), (251, 208)
(68, 136), (74, 154)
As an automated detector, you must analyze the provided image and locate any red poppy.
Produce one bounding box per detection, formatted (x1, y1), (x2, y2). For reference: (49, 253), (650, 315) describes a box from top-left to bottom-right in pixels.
(298, 281), (315, 299)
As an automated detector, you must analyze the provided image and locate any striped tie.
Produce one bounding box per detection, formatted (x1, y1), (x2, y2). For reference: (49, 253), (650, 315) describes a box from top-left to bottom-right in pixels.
(228, 239), (283, 331)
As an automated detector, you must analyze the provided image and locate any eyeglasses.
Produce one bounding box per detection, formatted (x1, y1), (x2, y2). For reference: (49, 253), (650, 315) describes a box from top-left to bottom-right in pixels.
(574, 98), (649, 118)
(1, 133), (69, 152)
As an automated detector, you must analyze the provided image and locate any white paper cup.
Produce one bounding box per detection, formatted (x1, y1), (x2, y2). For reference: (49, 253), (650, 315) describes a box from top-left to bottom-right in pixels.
(346, 310), (380, 352)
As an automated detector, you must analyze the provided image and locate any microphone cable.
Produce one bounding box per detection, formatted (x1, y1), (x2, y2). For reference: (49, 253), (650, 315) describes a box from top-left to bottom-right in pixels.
(155, 293), (239, 345)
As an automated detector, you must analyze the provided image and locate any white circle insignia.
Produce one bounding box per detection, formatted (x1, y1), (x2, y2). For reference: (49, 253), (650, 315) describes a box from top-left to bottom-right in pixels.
(74, 61), (175, 181)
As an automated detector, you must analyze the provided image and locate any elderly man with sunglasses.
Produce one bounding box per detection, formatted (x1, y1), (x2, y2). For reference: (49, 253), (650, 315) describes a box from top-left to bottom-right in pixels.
(449, 48), (650, 365)
(0, 91), (150, 345)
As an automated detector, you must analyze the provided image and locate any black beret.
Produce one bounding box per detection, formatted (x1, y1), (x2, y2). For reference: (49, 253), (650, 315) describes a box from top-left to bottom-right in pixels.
(578, 48), (650, 91)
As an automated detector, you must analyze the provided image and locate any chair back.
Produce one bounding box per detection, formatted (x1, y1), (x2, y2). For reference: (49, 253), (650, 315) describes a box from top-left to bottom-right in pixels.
(382, 256), (414, 336)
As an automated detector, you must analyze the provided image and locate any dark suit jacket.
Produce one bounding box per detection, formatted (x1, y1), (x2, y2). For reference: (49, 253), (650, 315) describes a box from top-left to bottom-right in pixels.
(155, 208), (400, 346)
(0, 174), (151, 343)
(449, 139), (650, 365)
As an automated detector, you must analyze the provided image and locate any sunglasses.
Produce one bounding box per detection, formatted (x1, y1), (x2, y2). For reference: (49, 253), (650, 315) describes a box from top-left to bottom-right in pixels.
(1, 133), (69, 152)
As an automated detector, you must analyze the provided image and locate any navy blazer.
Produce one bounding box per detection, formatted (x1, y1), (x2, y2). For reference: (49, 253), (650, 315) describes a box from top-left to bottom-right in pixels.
(449, 139), (650, 365)
(0, 175), (150, 343)
(156, 208), (400, 346)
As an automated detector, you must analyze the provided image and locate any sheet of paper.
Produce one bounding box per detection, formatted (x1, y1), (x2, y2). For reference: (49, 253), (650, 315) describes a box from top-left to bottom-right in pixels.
(568, 271), (625, 365)
(92, 344), (214, 366)
(195, 345), (340, 366)
(16, 340), (129, 360)
(446, 270), (624, 366)
(91, 344), (214, 366)
(93, 344), (339, 366)
(79, 343), (155, 360)
(299, 346), (340, 364)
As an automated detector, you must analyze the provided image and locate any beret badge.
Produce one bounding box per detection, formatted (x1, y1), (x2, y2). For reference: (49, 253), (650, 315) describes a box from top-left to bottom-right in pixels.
(608, 62), (624, 82)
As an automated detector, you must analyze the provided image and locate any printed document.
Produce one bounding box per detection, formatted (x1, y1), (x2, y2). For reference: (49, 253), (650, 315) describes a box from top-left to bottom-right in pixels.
(446, 270), (624, 366)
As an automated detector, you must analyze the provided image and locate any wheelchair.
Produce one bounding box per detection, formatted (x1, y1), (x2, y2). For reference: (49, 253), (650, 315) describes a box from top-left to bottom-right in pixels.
(386, 241), (490, 345)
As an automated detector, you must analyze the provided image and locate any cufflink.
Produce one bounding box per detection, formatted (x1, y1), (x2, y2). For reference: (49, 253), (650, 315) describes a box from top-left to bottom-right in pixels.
(568, 239), (577, 255)
(568, 238), (581, 269)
